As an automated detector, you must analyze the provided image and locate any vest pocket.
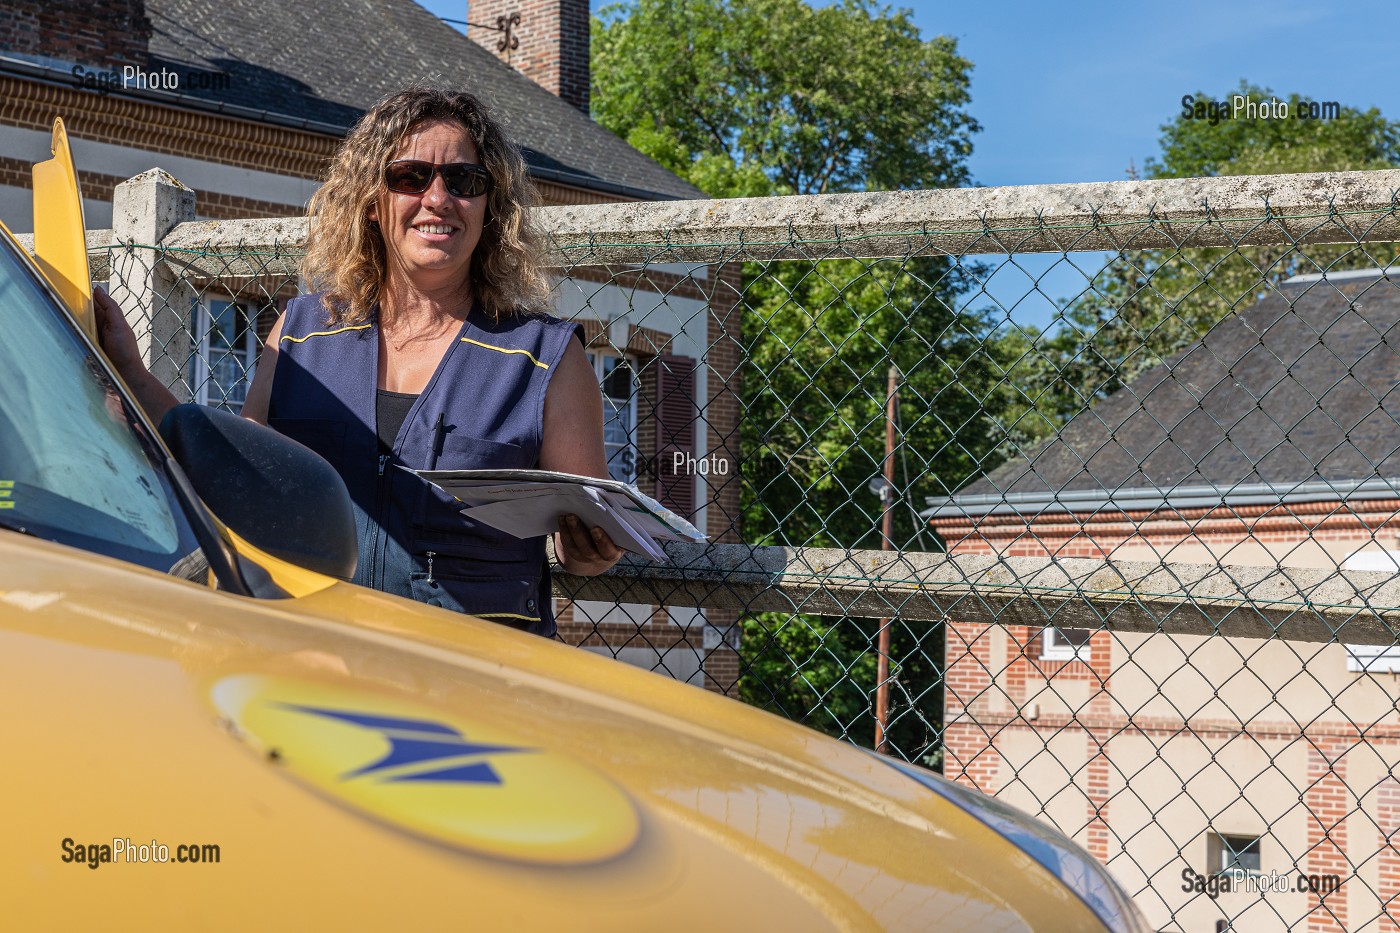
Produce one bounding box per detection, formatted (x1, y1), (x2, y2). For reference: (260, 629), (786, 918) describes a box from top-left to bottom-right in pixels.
(413, 433), (530, 547)
(433, 432), (528, 467)
(408, 551), (543, 624)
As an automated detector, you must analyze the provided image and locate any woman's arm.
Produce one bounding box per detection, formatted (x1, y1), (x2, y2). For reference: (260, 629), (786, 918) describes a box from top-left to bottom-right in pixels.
(238, 312), (284, 425)
(540, 338), (624, 576)
(96, 285), (282, 427)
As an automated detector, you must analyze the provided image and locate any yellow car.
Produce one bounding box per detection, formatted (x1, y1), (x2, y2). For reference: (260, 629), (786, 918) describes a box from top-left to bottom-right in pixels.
(2, 122), (1148, 932)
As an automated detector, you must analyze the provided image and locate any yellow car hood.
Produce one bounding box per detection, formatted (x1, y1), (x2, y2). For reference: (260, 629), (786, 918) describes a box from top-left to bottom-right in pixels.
(1, 533), (1100, 931)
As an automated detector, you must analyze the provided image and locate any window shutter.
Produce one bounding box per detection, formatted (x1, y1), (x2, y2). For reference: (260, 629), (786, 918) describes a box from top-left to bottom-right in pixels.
(652, 354), (698, 518)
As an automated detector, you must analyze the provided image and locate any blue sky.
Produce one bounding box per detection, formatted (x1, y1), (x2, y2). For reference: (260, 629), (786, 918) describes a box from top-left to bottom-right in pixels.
(419, 0), (1400, 326)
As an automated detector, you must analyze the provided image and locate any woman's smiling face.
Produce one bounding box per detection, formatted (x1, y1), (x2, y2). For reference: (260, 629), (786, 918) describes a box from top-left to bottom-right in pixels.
(370, 120), (487, 296)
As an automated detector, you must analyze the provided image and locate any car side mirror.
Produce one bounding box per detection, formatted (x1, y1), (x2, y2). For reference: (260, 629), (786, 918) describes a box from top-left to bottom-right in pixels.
(159, 404), (357, 581)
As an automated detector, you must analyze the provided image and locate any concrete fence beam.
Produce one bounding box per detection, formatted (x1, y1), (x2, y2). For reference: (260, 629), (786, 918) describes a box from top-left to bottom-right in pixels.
(68, 168), (1400, 272)
(554, 541), (1400, 646)
(539, 169), (1400, 264)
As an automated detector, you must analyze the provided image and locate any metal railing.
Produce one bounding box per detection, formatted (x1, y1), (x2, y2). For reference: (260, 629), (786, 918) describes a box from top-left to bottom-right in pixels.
(75, 166), (1400, 931)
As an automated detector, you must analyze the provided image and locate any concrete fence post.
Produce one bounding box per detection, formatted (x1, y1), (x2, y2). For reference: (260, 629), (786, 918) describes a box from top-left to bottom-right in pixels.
(108, 169), (197, 400)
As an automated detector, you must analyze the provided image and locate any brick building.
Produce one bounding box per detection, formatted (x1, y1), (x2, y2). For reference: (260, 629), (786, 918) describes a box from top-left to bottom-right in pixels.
(0, 0), (743, 688)
(925, 270), (1400, 930)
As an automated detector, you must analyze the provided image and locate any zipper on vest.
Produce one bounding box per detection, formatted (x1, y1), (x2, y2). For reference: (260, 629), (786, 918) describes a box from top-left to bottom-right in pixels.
(368, 453), (392, 590)
(425, 550), (436, 584)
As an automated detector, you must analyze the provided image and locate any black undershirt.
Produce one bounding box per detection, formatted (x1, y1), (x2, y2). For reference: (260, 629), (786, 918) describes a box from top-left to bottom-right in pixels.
(376, 389), (419, 454)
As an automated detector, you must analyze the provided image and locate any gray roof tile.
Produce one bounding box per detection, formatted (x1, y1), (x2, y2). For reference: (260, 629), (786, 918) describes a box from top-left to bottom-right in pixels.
(957, 273), (1400, 502)
(143, 0), (701, 200)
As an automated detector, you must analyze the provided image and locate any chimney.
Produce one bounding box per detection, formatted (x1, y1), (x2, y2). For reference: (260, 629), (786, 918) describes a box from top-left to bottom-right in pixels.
(468, 0), (590, 114)
(0, 0), (151, 69)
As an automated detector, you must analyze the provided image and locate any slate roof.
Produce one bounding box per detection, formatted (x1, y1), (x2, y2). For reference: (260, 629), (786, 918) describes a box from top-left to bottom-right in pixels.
(134, 0), (701, 200)
(943, 271), (1400, 511)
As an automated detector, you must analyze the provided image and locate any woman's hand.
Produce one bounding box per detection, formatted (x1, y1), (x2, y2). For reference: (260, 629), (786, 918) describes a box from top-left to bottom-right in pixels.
(92, 285), (179, 423)
(555, 513), (623, 576)
(93, 286), (145, 376)
(541, 342), (626, 576)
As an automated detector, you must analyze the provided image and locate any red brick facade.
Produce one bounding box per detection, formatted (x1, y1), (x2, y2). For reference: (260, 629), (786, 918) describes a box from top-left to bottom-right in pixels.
(1306, 737), (1351, 931)
(0, 0), (150, 69)
(469, 0), (590, 114)
(0, 75), (630, 219)
(934, 498), (1400, 562)
(1378, 779), (1400, 927)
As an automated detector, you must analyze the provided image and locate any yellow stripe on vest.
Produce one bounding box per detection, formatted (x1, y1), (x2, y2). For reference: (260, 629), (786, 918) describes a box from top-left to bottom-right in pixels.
(460, 337), (550, 369)
(280, 323), (373, 344)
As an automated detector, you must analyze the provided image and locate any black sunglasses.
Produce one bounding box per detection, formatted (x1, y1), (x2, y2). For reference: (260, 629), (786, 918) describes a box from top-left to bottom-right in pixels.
(383, 160), (491, 198)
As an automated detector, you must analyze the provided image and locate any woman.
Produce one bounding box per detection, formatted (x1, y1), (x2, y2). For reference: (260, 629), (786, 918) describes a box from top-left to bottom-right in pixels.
(96, 86), (622, 636)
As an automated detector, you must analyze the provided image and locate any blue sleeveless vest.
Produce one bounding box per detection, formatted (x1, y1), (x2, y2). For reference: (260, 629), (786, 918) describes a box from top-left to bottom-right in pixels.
(267, 293), (581, 636)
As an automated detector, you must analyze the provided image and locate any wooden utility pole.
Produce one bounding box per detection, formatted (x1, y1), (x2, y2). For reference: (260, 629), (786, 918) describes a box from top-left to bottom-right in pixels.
(874, 364), (899, 753)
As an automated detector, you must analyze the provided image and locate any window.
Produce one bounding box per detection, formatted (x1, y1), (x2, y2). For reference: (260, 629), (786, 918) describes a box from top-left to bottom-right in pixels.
(195, 298), (259, 411)
(587, 351), (638, 483)
(1344, 551), (1400, 673)
(0, 240), (204, 576)
(1209, 833), (1261, 875)
(1039, 626), (1092, 661)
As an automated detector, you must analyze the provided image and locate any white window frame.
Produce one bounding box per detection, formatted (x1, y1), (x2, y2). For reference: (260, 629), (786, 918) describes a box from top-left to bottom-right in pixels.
(1039, 626), (1092, 661)
(586, 349), (639, 484)
(194, 297), (258, 412)
(1344, 550), (1400, 673)
(1209, 832), (1262, 876)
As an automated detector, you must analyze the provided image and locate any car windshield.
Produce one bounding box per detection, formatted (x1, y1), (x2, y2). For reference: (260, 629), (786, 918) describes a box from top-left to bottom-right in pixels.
(0, 237), (205, 577)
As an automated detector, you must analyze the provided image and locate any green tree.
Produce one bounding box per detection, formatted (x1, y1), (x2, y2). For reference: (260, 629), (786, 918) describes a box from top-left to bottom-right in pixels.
(1148, 84), (1400, 179)
(1026, 83), (1400, 427)
(593, 0), (978, 197)
(593, 0), (994, 754)
(594, 0), (994, 549)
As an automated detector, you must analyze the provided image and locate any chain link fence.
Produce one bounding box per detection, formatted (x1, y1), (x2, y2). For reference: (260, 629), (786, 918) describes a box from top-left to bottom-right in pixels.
(83, 168), (1400, 930)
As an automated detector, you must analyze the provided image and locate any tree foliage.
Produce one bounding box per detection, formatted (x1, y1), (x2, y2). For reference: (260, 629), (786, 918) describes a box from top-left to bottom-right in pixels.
(592, 0), (978, 197)
(592, 0), (988, 753)
(1022, 83), (1400, 431)
(1148, 84), (1400, 179)
(594, 0), (991, 550)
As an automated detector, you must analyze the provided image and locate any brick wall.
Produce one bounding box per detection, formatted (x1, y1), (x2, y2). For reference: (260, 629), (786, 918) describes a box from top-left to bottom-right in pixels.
(0, 76), (338, 180)
(934, 499), (1400, 559)
(0, 0), (151, 68)
(0, 76), (638, 214)
(1306, 738), (1351, 932)
(0, 155), (304, 222)
(1085, 738), (1112, 862)
(1377, 779), (1400, 929)
(943, 619), (1000, 793)
(469, 0), (590, 113)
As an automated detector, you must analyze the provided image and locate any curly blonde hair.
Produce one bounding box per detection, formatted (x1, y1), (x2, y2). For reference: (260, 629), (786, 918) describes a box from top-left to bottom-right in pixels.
(303, 86), (549, 325)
